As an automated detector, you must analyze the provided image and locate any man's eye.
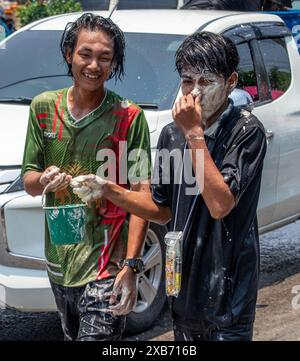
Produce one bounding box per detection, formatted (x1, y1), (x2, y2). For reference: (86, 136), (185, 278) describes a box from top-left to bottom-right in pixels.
(201, 79), (213, 86)
(99, 57), (113, 63)
(80, 53), (89, 58)
(182, 79), (192, 84)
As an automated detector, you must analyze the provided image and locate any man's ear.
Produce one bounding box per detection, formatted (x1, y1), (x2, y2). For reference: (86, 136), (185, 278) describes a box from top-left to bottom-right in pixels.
(228, 72), (238, 93)
(65, 48), (72, 65)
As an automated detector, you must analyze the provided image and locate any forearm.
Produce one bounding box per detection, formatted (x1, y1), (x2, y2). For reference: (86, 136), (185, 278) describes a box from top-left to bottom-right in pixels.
(103, 183), (171, 225)
(23, 171), (44, 197)
(126, 215), (149, 258)
(187, 134), (235, 219)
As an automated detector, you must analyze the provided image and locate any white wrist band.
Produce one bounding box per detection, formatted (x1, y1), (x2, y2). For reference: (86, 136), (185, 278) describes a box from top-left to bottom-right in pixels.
(187, 135), (205, 141)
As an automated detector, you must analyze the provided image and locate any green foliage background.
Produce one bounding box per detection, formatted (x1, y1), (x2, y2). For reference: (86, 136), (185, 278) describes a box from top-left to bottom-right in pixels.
(18, 0), (82, 27)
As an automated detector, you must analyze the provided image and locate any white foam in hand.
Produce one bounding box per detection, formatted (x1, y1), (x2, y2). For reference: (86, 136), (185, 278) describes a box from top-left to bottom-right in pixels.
(70, 175), (107, 203)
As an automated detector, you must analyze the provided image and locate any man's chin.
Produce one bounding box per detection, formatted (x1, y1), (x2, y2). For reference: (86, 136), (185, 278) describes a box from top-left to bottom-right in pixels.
(80, 82), (105, 93)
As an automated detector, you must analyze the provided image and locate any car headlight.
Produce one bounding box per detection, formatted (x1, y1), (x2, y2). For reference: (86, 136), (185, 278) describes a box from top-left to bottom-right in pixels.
(5, 175), (24, 193)
(0, 168), (24, 194)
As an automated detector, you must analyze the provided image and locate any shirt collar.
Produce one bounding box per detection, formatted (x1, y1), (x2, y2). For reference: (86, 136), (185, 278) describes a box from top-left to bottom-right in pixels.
(204, 99), (234, 140)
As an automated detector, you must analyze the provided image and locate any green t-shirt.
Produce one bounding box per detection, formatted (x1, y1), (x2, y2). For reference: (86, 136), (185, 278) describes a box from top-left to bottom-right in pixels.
(21, 88), (151, 287)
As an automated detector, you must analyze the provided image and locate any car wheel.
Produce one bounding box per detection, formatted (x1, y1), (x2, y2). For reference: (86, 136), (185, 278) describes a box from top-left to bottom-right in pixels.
(125, 222), (167, 335)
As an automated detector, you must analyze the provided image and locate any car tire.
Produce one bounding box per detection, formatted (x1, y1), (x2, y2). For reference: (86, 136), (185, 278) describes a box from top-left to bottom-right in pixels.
(125, 222), (167, 335)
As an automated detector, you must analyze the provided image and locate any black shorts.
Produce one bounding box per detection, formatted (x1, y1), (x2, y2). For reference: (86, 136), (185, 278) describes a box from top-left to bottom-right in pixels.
(50, 278), (126, 341)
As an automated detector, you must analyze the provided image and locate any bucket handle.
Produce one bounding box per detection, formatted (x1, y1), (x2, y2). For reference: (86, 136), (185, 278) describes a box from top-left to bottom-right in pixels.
(41, 182), (53, 208)
(41, 181), (88, 208)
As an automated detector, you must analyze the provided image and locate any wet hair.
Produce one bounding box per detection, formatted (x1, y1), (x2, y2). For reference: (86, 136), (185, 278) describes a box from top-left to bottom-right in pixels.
(175, 31), (239, 79)
(60, 12), (125, 81)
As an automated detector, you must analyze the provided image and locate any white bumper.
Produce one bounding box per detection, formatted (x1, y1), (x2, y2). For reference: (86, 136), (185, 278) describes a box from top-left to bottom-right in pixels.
(0, 192), (56, 312)
(0, 264), (56, 312)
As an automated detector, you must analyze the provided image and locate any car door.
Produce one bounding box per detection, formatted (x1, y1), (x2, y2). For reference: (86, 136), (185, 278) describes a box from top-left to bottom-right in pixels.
(225, 21), (300, 230)
(255, 28), (300, 225)
(223, 24), (281, 229)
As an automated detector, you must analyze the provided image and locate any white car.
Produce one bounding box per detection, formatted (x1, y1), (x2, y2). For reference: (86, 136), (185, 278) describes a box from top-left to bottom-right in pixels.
(1, 9), (300, 334)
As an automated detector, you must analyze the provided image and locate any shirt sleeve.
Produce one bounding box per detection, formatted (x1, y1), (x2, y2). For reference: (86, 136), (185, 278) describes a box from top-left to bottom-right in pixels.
(220, 125), (267, 205)
(21, 102), (45, 177)
(151, 127), (171, 207)
(126, 109), (152, 185)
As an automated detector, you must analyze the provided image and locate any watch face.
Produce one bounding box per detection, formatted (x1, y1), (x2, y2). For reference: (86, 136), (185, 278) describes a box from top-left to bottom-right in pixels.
(135, 259), (145, 273)
(120, 258), (144, 273)
(119, 259), (125, 269)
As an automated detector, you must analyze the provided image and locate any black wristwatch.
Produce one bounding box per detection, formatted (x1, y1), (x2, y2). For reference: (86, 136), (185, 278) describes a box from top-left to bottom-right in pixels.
(119, 258), (145, 274)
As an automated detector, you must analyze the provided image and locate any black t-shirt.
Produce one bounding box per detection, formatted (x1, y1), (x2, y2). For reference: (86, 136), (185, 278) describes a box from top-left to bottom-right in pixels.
(152, 101), (267, 330)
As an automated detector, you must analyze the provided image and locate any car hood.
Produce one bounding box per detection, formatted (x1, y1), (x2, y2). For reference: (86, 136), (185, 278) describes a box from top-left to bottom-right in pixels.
(143, 109), (158, 134)
(0, 104), (30, 167)
(0, 104), (158, 167)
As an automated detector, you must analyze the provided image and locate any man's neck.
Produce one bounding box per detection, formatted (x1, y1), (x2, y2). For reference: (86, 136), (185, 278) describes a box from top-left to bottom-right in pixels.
(68, 85), (106, 120)
(204, 100), (229, 130)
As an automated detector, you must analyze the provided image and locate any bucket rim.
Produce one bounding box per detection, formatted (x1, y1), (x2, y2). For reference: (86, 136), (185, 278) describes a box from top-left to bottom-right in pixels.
(43, 204), (86, 210)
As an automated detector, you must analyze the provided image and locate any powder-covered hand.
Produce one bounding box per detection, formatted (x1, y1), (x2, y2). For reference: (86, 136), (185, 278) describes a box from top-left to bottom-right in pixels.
(40, 165), (72, 193)
(107, 267), (138, 316)
(70, 174), (107, 203)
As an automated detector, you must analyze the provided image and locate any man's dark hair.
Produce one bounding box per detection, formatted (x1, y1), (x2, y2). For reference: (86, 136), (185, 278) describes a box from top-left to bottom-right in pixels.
(175, 31), (239, 79)
(60, 12), (125, 81)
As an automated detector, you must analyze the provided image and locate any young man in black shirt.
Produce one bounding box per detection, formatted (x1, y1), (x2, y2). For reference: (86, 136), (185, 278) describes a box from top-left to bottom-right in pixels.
(71, 32), (267, 341)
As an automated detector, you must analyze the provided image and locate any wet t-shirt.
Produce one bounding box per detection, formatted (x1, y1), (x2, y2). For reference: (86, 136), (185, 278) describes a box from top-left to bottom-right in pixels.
(152, 100), (267, 330)
(22, 88), (151, 287)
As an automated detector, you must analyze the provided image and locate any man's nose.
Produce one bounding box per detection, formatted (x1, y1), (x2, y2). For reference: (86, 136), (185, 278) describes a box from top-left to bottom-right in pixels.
(191, 87), (203, 98)
(89, 58), (100, 70)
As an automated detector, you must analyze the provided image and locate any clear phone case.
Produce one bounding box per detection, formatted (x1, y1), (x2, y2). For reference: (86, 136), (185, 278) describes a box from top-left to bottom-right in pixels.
(164, 231), (183, 297)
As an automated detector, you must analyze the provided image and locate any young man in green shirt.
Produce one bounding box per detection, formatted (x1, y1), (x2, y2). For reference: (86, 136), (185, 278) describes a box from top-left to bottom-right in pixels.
(21, 13), (151, 341)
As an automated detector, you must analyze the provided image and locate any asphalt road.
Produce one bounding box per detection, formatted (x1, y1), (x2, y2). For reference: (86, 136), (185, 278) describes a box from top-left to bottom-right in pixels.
(1, 220), (300, 341)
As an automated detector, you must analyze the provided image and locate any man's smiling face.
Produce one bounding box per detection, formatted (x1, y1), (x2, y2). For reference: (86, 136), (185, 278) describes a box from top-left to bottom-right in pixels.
(66, 29), (115, 93)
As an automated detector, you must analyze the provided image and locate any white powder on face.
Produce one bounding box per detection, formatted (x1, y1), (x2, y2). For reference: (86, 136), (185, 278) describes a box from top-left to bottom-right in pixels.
(201, 81), (226, 124)
(181, 67), (228, 126)
(191, 88), (201, 98)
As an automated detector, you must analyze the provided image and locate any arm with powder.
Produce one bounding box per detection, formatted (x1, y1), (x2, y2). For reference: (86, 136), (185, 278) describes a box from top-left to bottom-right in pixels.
(172, 94), (235, 219)
(71, 175), (171, 224)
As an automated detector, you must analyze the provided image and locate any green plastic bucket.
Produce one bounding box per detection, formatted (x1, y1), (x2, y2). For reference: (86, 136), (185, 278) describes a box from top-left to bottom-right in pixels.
(43, 203), (87, 246)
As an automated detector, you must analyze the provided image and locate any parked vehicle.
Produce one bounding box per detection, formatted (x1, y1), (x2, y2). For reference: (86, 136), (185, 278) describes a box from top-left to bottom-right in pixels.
(267, 10), (300, 53)
(78, 0), (181, 10)
(1, 9), (300, 334)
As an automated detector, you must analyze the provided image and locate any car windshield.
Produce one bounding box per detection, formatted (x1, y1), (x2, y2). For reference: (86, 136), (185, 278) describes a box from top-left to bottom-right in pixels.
(0, 30), (184, 110)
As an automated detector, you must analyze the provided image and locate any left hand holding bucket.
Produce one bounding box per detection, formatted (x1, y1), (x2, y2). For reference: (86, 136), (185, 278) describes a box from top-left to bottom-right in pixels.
(40, 166), (72, 194)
